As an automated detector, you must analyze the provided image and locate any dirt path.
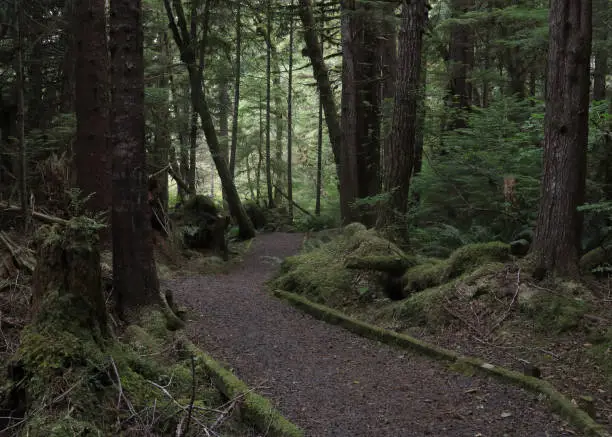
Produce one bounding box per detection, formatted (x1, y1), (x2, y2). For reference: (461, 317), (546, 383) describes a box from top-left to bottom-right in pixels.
(167, 232), (578, 436)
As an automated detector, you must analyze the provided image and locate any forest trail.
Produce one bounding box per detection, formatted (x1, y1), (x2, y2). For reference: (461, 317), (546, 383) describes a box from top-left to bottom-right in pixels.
(167, 232), (575, 437)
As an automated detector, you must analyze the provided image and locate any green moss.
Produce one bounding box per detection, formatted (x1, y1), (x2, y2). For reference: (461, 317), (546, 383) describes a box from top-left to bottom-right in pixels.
(403, 260), (446, 292)
(580, 247), (611, 274)
(401, 242), (509, 293)
(343, 222), (367, 237)
(272, 226), (406, 305)
(445, 241), (510, 279)
(521, 292), (590, 333)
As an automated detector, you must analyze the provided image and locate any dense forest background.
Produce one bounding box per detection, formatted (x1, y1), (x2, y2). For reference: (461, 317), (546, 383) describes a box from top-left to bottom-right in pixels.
(0, 0), (610, 278)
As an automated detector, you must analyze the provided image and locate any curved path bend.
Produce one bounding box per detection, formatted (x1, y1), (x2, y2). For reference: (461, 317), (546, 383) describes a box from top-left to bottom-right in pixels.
(167, 232), (576, 437)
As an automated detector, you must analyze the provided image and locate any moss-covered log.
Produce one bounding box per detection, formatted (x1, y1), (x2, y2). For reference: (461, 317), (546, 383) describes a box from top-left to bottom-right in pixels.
(344, 255), (417, 272)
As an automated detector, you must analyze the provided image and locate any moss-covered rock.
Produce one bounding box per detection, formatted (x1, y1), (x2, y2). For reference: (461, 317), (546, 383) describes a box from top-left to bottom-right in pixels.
(445, 241), (510, 279)
(403, 260), (446, 292)
(272, 223), (407, 304)
(402, 242), (510, 294)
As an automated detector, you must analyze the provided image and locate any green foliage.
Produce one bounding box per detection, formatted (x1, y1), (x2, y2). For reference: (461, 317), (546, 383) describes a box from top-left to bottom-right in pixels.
(411, 96), (543, 249)
(293, 213), (339, 231)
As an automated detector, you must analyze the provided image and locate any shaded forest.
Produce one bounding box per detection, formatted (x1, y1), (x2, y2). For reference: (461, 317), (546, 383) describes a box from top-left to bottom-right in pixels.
(0, 0), (611, 435)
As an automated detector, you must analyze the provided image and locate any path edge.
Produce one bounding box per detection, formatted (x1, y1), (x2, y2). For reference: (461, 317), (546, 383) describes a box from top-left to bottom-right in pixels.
(182, 338), (305, 437)
(273, 289), (609, 437)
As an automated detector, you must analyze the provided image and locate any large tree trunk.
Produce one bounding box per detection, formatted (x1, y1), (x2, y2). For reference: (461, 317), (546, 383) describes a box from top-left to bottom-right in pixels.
(530, 0), (592, 278)
(298, 0), (341, 178)
(340, 0), (383, 226)
(377, 0), (427, 230)
(110, 0), (163, 320)
(163, 0), (255, 239)
(75, 0), (111, 243)
(339, 2), (360, 223)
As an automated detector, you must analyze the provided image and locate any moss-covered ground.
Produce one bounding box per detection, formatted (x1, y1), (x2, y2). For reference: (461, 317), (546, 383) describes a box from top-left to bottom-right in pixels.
(0, 226), (295, 437)
(271, 224), (612, 430)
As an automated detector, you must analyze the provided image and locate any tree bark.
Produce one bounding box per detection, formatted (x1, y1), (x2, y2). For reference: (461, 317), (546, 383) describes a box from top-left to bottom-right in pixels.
(340, 0), (383, 225)
(110, 0), (163, 319)
(592, 0), (608, 101)
(75, 0), (111, 243)
(531, 0), (592, 277)
(265, 0), (275, 208)
(377, 0), (427, 230)
(229, 1), (241, 179)
(287, 0), (295, 221)
(445, 0), (473, 131)
(298, 0), (341, 178)
(16, 2), (29, 230)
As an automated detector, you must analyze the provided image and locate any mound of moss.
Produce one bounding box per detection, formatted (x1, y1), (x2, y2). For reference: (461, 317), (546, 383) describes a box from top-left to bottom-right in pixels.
(403, 241), (510, 293)
(272, 224), (406, 305)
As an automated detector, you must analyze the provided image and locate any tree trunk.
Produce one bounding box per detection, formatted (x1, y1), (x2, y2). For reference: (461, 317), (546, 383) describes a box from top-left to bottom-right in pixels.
(60, 0), (76, 113)
(531, 0), (592, 277)
(298, 0), (341, 178)
(16, 2), (28, 230)
(265, 0), (275, 208)
(445, 0), (473, 131)
(339, 1), (360, 223)
(189, 105), (198, 192)
(229, 1), (241, 179)
(75, 0), (111, 243)
(340, 0), (382, 226)
(287, 0), (295, 221)
(218, 74), (230, 201)
(110, 0), (163, 320)
(592, 0), (608, 101)
(31, 223), (109, 339)
(377, 0), (427, 230)
(163, 0), (255, 239)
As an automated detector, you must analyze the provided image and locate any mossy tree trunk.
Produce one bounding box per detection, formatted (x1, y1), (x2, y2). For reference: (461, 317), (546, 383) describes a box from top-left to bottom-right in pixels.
(31, 221), (109, 340)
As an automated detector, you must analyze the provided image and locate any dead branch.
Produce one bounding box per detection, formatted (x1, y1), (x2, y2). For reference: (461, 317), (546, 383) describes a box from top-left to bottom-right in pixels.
(167, 166), (195, 195)
(272, 184), (314, 218)
(0, 201), (69, 226)
(0, 231), (35, 273)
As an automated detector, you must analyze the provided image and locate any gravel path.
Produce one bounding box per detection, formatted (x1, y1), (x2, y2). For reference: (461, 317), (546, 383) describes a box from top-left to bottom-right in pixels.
(167, 232), (578, 436)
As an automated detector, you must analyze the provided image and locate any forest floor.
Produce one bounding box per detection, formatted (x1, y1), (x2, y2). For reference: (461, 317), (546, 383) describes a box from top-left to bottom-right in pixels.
(166, 232), (580, 437)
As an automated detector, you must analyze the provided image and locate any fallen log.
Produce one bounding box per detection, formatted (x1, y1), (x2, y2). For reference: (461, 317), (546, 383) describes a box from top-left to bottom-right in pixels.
(344, 255), (417, 273)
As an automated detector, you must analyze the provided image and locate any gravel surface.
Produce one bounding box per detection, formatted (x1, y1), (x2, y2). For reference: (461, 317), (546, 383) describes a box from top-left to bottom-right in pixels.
(167, 232), (579, 436)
